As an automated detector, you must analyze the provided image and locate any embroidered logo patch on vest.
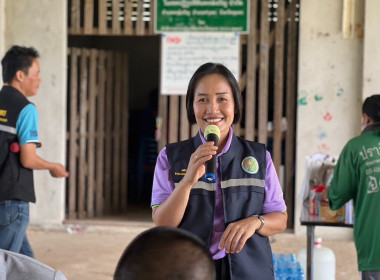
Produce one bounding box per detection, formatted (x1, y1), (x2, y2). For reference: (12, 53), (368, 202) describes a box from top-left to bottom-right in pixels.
(175, 169), (187, 176)
(241, 156), (259, 174)
(0, 110), (7, 123)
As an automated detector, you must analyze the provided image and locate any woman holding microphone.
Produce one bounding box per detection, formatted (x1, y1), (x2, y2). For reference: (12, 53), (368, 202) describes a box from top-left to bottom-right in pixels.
(151, 62), (287, 280)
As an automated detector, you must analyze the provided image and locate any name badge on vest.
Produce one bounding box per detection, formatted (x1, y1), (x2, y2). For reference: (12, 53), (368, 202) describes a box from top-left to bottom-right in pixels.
(173, 168), (187, 182)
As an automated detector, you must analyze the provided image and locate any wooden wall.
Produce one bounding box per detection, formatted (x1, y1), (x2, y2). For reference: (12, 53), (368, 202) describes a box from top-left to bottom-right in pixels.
(67, 48), (129, 219)
(68, 0), (153, 36)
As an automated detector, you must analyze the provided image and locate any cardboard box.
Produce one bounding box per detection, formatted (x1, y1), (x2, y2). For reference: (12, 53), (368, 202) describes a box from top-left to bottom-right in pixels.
(319, 201), (345, 223)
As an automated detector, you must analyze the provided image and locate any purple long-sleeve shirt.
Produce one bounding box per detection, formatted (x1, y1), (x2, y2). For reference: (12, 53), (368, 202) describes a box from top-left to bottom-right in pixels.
(151, 127), (287, 259)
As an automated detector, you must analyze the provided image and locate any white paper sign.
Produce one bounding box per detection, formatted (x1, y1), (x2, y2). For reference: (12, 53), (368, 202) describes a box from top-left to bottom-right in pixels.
(160, 33), (240, 95)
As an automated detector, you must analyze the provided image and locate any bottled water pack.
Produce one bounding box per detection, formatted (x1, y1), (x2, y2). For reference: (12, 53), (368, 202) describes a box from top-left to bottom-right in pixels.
(273, 253), (305, 280)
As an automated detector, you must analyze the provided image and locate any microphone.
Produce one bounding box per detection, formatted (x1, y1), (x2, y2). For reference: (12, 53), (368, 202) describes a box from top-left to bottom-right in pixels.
(204, 125), (220, 183)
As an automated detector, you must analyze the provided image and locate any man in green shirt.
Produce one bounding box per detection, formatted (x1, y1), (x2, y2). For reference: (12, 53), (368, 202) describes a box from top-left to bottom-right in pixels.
(328, 95), (380, 280)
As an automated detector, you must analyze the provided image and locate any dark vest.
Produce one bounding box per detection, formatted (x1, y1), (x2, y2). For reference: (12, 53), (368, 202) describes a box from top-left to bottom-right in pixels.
(0, 86), (35, 203)
(166, 133), (274, 280)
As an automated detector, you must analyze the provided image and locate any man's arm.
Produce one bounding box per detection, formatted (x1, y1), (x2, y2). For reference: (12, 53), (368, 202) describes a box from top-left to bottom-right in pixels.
(16, 104), (68, 178)
(20, 144), (68, 178)
(328, 145), (356, 210)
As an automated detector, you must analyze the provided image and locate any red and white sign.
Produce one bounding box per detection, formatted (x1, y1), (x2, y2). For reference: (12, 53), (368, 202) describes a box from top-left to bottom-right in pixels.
(160, 32), (240, 95)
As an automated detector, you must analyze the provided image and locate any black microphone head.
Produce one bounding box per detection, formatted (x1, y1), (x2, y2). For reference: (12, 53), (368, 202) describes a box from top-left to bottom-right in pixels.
(204, 125), (220, 145)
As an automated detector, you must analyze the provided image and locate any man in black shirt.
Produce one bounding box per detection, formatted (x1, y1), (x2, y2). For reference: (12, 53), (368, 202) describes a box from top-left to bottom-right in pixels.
(0, 45), (68, 258)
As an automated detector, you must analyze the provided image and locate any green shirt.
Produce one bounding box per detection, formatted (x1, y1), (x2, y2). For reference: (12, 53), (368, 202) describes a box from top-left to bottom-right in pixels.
(328, 124), (380, 271)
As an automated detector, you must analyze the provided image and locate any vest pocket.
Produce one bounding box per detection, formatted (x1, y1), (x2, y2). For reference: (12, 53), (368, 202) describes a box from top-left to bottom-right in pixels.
(224, 186), (264, 222)
(5, 152), (20, 182)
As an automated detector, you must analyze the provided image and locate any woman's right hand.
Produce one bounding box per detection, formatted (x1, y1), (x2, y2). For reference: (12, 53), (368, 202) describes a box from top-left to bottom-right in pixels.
(152, 142), (218, 227)
(182, 142), (218, 186)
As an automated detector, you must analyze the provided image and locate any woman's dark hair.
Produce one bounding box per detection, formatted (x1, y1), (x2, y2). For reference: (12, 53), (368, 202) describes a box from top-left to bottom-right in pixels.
(1, 45), (39, 83)
(362, 94), (380, 123)
(185, 62), (243, 125)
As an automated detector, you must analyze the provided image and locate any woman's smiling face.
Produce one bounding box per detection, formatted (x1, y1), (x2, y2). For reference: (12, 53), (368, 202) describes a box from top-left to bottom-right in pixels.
(193, 73), (235, 143)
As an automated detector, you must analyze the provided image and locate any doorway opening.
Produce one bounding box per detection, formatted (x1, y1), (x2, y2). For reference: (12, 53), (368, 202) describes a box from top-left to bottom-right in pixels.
(66, 35), (160, 221)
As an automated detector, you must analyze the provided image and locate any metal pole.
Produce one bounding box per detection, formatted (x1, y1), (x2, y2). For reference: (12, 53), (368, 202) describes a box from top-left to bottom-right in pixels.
(306, 225), (315, 280)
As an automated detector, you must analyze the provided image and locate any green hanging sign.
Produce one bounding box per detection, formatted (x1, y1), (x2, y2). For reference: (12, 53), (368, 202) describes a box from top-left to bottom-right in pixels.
(154, 0), (249, 33)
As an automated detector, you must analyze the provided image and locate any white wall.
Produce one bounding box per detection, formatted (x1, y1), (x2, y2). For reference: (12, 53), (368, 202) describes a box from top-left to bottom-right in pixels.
(295, 0), (364, 238)
(362, 0), (380, 98)
(3, 0), (67, 224)
(0, 0), (4, 82)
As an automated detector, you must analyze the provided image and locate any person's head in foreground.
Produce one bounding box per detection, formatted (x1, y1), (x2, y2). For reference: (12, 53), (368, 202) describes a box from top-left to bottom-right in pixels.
(114, 226), (216, 280)
(362, 94), (380, 130)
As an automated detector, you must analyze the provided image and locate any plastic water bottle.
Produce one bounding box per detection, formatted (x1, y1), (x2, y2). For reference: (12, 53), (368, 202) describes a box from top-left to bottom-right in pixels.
(298, 237), (335, 280)
(273, 253), (305, 280)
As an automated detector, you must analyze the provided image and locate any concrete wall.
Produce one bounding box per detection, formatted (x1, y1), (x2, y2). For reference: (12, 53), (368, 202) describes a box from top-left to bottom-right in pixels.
(0, 0), (4, 80)
(295, 0), (364, 238)
(2, 0), (67, 224)
(363, 0), (380, 98)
